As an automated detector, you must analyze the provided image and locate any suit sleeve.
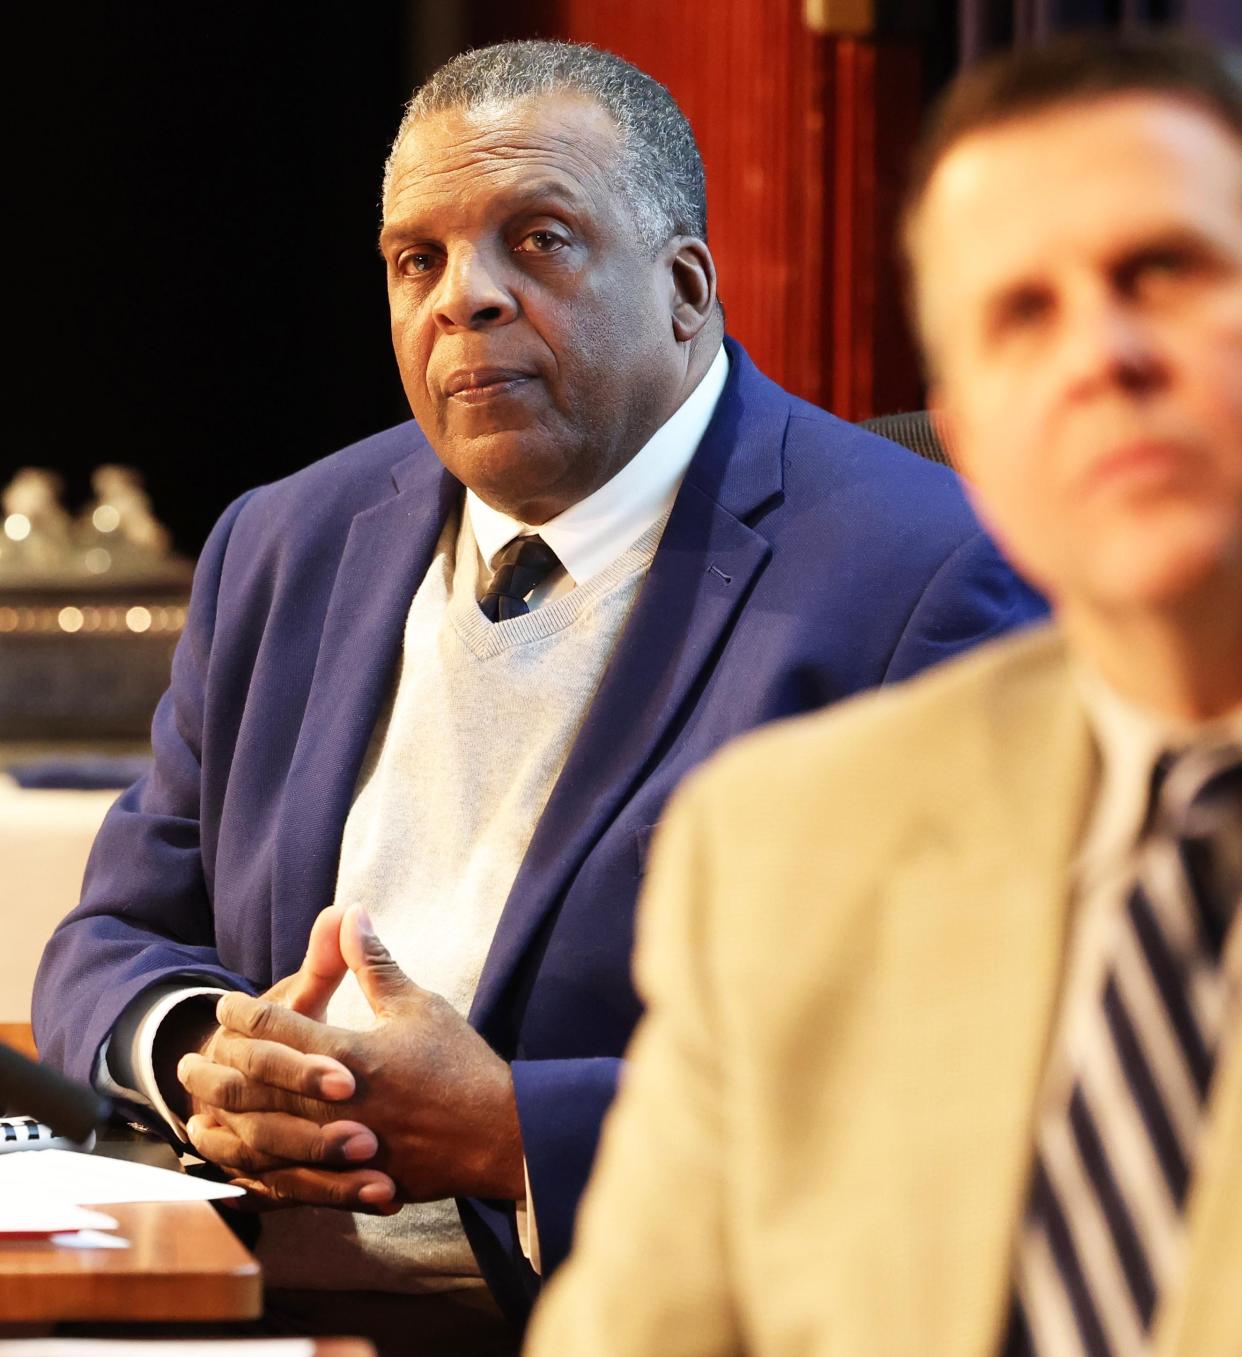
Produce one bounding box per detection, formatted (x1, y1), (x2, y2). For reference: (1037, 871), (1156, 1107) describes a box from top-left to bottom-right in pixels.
(524, 775), (741, 1356)
(31, 493), (261, 1090)
(884, 528), (1046, 684)
(508, 1055), (621, 1275)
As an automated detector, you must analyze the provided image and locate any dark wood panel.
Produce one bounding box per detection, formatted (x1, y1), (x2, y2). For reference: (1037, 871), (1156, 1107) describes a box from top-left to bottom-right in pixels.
(0, 1023), (37, 1061)
(536, 0), (924, 418)
(0, 1201), (260, 1323)
(828, 38), (925, 418)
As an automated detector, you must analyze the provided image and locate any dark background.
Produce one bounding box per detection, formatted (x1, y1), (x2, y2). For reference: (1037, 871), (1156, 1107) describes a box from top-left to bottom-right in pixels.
(9, 5), (429, 554)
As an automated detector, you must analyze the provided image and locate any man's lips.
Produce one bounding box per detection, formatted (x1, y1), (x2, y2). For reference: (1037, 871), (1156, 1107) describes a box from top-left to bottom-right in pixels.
(442, 368), (536, 401)
(1081, 440), (1196, 495)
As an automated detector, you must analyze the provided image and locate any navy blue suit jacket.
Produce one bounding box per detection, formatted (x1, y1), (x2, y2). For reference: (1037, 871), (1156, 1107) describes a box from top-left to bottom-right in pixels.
(33, 342), (1043, 1321)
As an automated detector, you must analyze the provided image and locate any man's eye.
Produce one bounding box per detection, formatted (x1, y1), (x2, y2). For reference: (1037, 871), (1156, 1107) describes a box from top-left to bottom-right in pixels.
(1125, 249), (1200, 296)
(397, 251), (437, 275)
(993, 287), (1053, 336)
(1141, 249), (1191, 277)
(516, 230), (565, 255)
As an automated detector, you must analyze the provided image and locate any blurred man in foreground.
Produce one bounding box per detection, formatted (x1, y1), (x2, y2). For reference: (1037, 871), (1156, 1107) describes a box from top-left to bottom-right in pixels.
(527, 33), (1242, 1357)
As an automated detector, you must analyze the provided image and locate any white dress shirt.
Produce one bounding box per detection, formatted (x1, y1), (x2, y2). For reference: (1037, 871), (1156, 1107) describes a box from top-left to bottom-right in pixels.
(467, 344), (728, 605)
(1059, 667), (1242, 1062)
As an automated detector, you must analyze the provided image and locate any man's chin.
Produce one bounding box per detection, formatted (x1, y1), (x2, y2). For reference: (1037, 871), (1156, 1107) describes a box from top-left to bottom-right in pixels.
(449, 446), (580, 522)
(1082, 521), (1242, 616)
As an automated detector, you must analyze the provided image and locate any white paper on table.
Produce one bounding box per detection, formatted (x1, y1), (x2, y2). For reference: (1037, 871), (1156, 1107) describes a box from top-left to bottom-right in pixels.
(0, 1194), (118, 1238)
(0, 1149), (246, 1204)
(0, 1343), (316, 1355)
(47, 1228), (131, 1250)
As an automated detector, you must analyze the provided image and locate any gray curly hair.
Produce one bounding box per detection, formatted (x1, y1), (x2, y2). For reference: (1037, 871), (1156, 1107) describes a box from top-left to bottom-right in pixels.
(383, 40), (708, 254)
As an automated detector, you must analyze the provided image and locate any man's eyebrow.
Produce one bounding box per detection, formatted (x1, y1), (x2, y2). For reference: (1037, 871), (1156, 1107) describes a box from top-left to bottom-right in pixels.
(377, 223), (411, 255)
(979, 272), (1048, 318)
(1108, 225), (1221, 267)
(503, 178), (591, 212)
(377, 179), (591, 253)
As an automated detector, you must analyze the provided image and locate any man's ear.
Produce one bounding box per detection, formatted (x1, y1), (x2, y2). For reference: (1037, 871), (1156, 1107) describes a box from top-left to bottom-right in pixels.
(666, 237), (717, 342)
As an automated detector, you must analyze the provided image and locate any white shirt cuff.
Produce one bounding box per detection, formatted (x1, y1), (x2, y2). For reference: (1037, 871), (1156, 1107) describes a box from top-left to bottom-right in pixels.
(515, 1154), (542, 1274)
(93, 983), (229, 1141)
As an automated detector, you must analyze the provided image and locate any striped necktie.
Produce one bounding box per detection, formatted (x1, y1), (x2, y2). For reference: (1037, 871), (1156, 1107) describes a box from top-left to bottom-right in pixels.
(1012, 743), (1242, 1357)
(479, 534), (562, 622)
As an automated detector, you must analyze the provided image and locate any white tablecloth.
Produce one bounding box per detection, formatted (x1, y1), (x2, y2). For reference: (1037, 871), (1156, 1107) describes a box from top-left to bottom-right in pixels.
(0, 777), (117, 1022)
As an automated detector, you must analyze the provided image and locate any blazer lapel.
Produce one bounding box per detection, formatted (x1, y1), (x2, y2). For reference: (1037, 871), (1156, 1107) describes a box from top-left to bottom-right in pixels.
(269, 448), (459, 977)
(895, 647), (1097, 1357)
(1158, 995), (1242, 1356)
(470, 342), (788, 1033)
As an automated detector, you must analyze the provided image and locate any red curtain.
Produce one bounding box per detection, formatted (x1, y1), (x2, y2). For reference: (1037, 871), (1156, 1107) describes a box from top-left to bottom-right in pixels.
(533, 0), (926, 419)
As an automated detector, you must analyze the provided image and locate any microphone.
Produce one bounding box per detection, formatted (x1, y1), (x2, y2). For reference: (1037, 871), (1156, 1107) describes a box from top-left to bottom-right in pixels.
(0, 1041), (111, 1145)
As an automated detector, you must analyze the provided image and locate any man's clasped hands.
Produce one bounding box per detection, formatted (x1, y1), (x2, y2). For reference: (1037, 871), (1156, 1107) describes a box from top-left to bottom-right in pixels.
(176, 903), (526, 1212)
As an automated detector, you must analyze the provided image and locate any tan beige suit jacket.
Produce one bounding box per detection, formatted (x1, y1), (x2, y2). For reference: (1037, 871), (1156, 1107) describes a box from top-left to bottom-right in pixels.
(526, 624), (1242, 1357)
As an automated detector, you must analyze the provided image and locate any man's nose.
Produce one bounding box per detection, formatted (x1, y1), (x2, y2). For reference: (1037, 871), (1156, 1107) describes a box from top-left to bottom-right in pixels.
(1060, 290), (1169, 400)
(432, 248), (518, 331)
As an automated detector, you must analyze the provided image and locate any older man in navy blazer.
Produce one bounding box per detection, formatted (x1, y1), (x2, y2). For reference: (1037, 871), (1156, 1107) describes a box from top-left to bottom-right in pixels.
(33, 38), (1040, 1352)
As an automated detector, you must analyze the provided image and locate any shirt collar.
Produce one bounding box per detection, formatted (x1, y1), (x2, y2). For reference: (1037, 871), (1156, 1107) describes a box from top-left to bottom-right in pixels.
(467, 343), (728, 587)
(1074, 663), (1242, 879)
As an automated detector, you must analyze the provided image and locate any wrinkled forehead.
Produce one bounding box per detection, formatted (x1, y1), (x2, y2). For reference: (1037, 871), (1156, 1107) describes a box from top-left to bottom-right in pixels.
(383, 92), (626, 222)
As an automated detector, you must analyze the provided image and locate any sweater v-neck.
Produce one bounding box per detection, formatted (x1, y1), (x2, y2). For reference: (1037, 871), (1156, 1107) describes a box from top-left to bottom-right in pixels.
(447, 509), (670, 660)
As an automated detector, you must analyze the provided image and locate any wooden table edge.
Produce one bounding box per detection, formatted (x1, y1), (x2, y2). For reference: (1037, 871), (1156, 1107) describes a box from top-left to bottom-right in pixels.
(0, 1200), (261, 1323)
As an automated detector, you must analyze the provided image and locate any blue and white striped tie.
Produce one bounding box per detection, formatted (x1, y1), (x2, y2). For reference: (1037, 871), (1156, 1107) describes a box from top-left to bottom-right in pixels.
(1013, 744), (1242, 1357)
